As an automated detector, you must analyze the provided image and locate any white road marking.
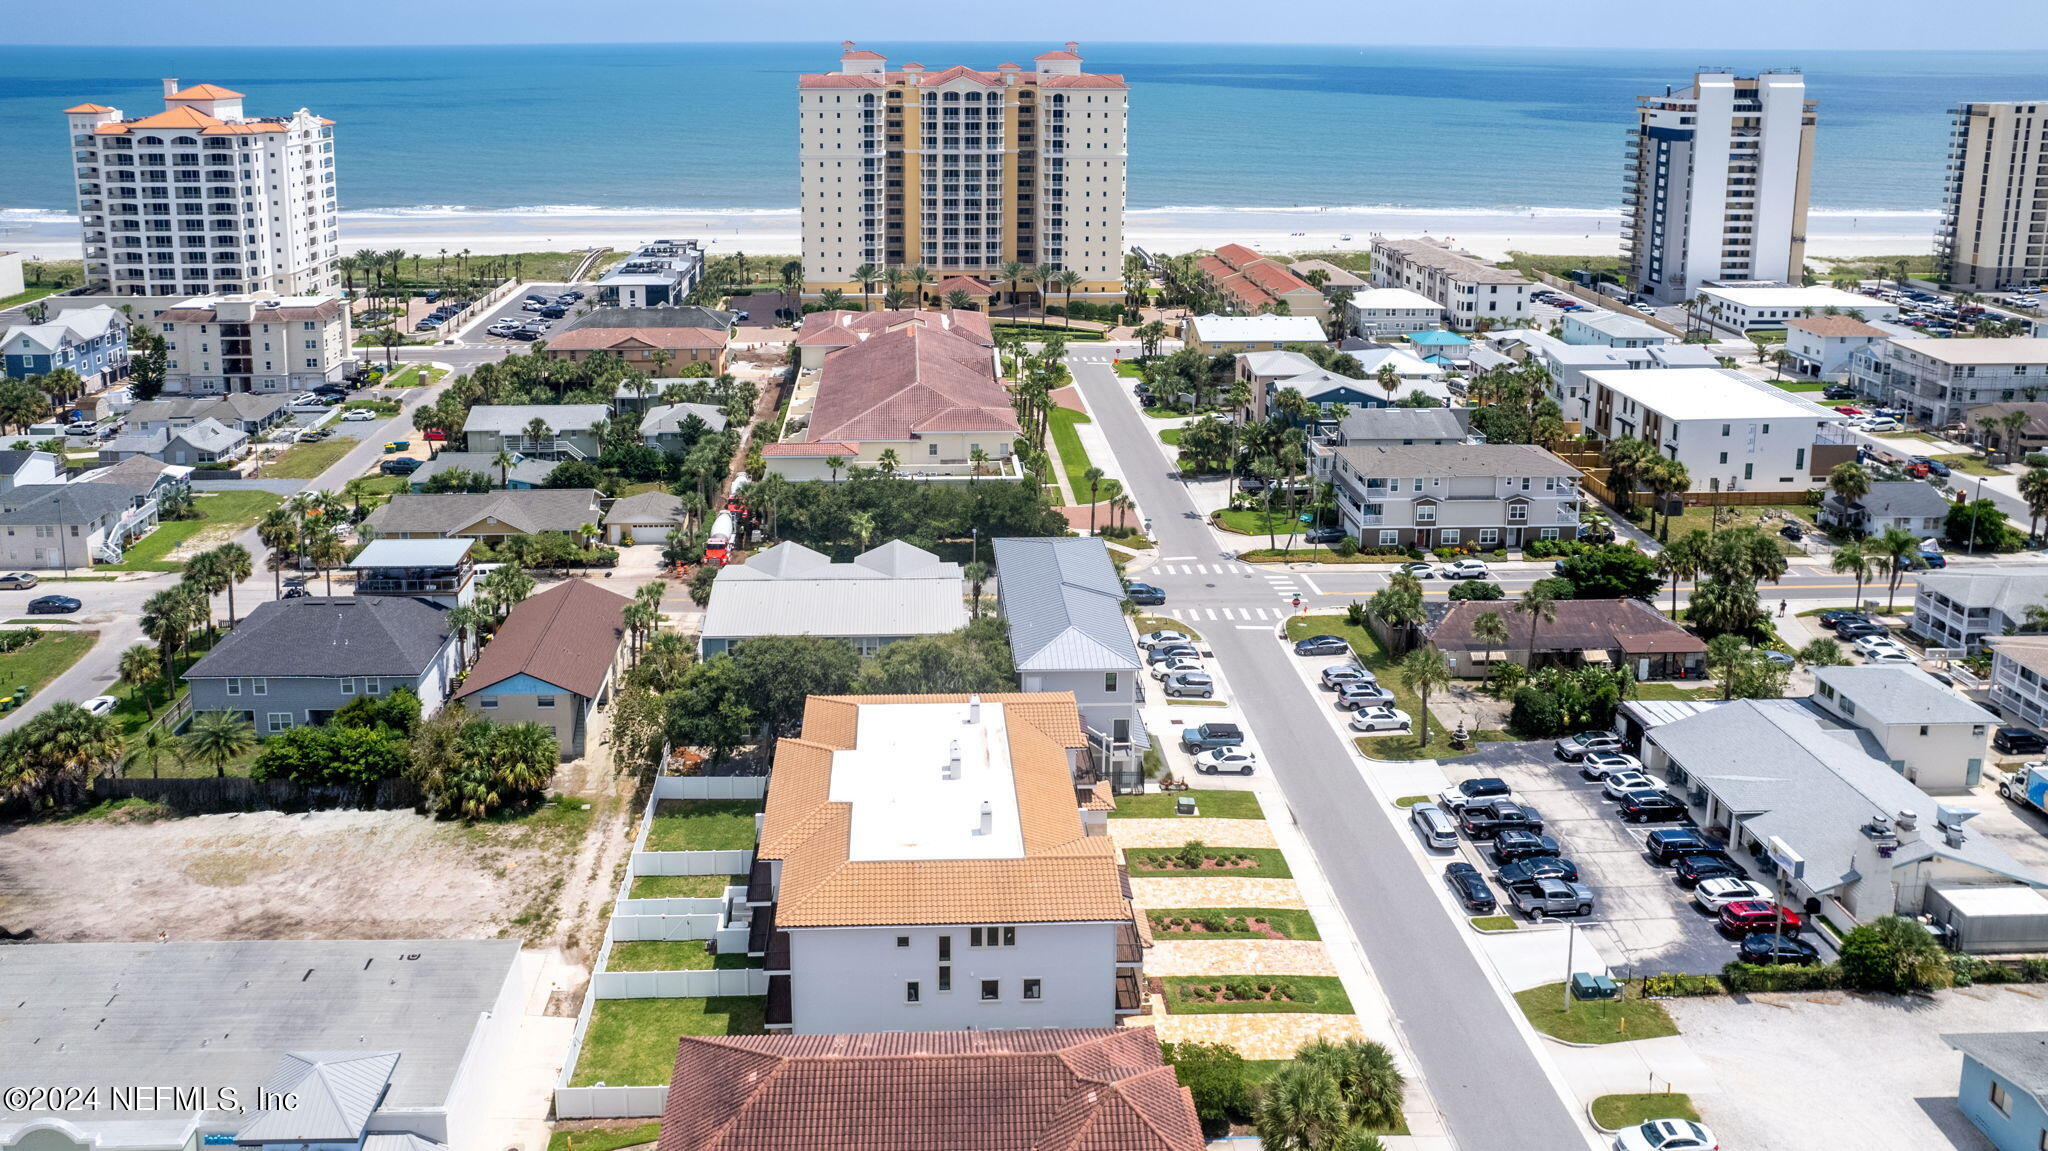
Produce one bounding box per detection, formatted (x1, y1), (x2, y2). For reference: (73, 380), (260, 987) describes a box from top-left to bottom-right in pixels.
(1301, 575), (1326, 596)
(1163, 555), (1195, 561)
(1235, 624), (1269, 630)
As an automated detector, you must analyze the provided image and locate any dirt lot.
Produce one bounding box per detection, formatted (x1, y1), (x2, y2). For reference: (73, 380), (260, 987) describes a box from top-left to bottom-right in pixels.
(0, 800), (620, 947)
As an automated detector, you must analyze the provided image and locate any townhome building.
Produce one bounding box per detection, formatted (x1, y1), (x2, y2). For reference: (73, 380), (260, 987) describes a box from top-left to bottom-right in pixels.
(1368, 237), (1531, 330)
(153, 294), (351, 394)
(1313, 442), (1582, 550)
(1986, 636), (2048, 733)
(1197, 244), (1329, 321)
(0, 305), (128, 385)
(749, 692), (1144, 1035)
(698, 540), (966, 658)
(1180, 313), (1327, 355)
(1582, 367), (1854, 492)
(1492, 330), (1721, 423)
(460, 404), (610, 460)
(1345, 287), (1446, 337)
(1810, 665), (1997, 792)
(1851, 338), (2048, 428)
(1561, 310), (1673, 347)
(1913, 570), (2048, 653)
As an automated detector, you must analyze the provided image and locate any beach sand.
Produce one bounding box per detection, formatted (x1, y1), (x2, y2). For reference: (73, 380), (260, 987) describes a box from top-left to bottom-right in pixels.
(0, 205), (1938, 265)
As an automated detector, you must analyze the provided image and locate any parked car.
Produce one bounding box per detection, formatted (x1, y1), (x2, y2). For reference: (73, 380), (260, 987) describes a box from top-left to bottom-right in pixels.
(1439, 777), (1512, 811)
(1602, 771), (1668, 800)
(1192, 747), (1257, 775)
(1924, 458), (1952, 477)
(1443, 862), (1497, 913)
(1126, 582), (1166, 606)
(1348, 706), (1412, 732)
(1719, 901), (1805, 936)
(1293, 634), (1351, 657)
(1817, 609), (1871, 630)
(1919, 550), (1948, 569)
(1296, 526), (1343, 545)
(1647, 828), (1725, 866)
(1440, 559), (1489, 580)
(1996, 727), (2048, 755)
(1739, 932), (1822, 965)
(1834, 618), (1890, 640)
(341, 409), (378, 422)
(1498, 856), (1580, 885)
(1460, 799), (1545, 839)
(1137, 629), (1192, 650)
(1555, 731), (1625, 761)
(423, 429), (448, 442)
(1410, 802), (1460, 849)
(1865, 648), (1916, 665)
(1396, 561), (1437, 579)
(1149, 655), (1204, 681)
(1618, 792), (1689, 823)
(1334, 681), (1396, 710)
(1180, 723), (1244, 754)
(1490, 829), (1564, 865)
(81, 695), (118, 717)
(1579, 752), (1644, 779)
(1693, 877), (1774, 911)
(27, 595), (81, 614)
(1163, 670), (1216, 699)
(1672, 853), (1745, 888)
(1146, 644), (1199, 666)
(1321, 664), (1375, 690)
(1611, 1119), (1718, 1151)
(378, 458), (423, 476)
(1509, 877), (1594, 919)
(0, 572), (39, 590)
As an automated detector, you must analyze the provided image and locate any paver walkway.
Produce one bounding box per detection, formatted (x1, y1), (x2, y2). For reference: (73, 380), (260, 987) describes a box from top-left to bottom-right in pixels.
(1134, 998), (1366, 1060)
(1145, 939), (1337, 977)
(1129, 877), (1306, 908)
(1109, 817), (1278, 849)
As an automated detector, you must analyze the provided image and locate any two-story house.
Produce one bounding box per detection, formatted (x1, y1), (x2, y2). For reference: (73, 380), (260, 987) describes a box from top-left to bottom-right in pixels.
(750, 692), (1144, 1035)
(992, 536), (1147, 793)
(182, 595), (461, 734)
(1313, 442), (1582, 550)
(1810, 665), (1997, 792)
(1583, 367), (1855, 493)
(0, 482), (157, 569)
(1914, 570), (2048, 653)
(0, 305), (128, 386)
(460, 404), (610, 461)
(1819, 480), (1953, 537)
(0, 449), (64, 494)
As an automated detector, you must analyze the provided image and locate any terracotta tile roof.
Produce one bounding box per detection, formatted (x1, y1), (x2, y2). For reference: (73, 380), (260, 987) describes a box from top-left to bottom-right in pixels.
(798, 73), (885, 89)
(840, 49), (887, 61)
(658, 1028), (1204, 1151)
(1213, 243), (1262, 266)
(799, 69), (1127, 91)
(1036, 50), (1084, 61)
(800, 324), (1018, 446)
(759, 441), (860, 457)
(921, 64), (999, 86)
(1197, 255), (1274, 311)
(794, 309), (993, 348)
(455, 579), (629, 702)
(756, 694), (1127, 929)
(124, 105), (225, 130)
(545, 326), (728, 353)
(1199, 244), (1318, 313)
(168, 83), (245, 100)
(63, 103), (114, 114)
(1786, 315), (1889, 338)
(936, 276), (996, 297)
(1038, 73), (1128, 89)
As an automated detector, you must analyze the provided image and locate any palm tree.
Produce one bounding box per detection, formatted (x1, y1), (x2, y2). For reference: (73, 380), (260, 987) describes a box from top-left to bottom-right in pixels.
(1831, 540), (1874, 609)
(848, 510), (876, 551)
(1375, 364), (1400, 405)
(853, 263), (881, 312)
(183, 710), (255, 778)
(968, 445), (990, 482)
(2021, 467), (2048, 542)
(907, 265), (935, 308)
(308, 528), (348, 596)
(4, 702), (124, 804)
(1642, 457), (1691, 542)
(1033, 262), (1058, 323)
(1516, 583), (1559, 671)
(963, 561), (991, 619)
(1472, 609), (1513, 666)
(1254, 1062), (1351, 1151)
(1083, 465), (1106, 531)
(1827, 461), (1872, 525)
(213, 542), (252, 626)
(1295, 1037), (1406, 1133)
(118, 643), (162, 719)
(824, 455), (845, 484)
(124, 724), (187, 779)
(445, 603), (485, 663)
(999, 260), (1026, 311)
(1871, 525), (1923, 612)
(182, 550), (226, 636)
(875, 448), (900, 477)
(622, 600), (659, 660)
(492, 448), (515, 488)
(1397, 646), (1452, 747)
(140, 586), (197, 683)
(1656, 530), (1709, 621)
(1058, 269), (1082, 328)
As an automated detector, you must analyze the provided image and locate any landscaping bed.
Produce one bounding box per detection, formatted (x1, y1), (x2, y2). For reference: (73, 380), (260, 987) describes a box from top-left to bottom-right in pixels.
(604, 939), (760, 972)
(1160, 974), (1353, 1015)
(1132, 614), (1198, 641)
(1124, 846), (1291, 878)
(1513, 981), (1678, 1045)
(546, 1122), (660, 1151)
(1241, 548), (1404, 563)
(1110, 790), (1262, 819)
(570, 997), (766, 1086)
(1146, 907), (1320, 940)
(629, 873), (744, 899)
(1469, 915), (1519, 931)
(645, 799), (764, 852)
(1591, 1093), (1699, 1130)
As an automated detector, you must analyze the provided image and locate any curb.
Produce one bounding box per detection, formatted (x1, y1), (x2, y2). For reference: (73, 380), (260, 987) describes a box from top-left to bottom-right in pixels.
(1586, 1101), (1619, 1133)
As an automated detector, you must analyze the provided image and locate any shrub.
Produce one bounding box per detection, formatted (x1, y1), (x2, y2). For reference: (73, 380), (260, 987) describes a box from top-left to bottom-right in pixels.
(1531, 576), (1577, 600)
(1509, 687), (1563, 738)
(1344, 600), (1369, 627)
(1950, 955), (2048, 985)
(1333, 536), (1360, 557)
(1448, 580), (1505, 601)
(1159, 1040), (1252, 1134)
(1177, 840), (1207, 871)
(1640, 971), (1726, 998)
(1720, 961), (1843, 994)
(1838, 915), (1953, 994)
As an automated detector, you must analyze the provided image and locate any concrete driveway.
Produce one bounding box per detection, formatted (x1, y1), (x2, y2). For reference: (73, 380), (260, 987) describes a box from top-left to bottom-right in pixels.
(1448, 741), (1811, 976)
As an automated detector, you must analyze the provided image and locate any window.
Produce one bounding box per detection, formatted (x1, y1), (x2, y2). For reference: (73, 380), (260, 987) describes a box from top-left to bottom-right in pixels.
(226, 678), (241, 696)
(937, 964), (951, 991)
(251, 677), (267, 696)
(364, 678), (382, 696)
(1721, 424), (1731, 437)
(938, 934), (951, 960)
(1507, 504), (1527, 523)
(1022, 978), (1042, 1000)
(896, 935), (910, 948)
(1920, 725), (1930, 736)
(980, 979), (1000, 1001)
(1480, 529), (1499, 545)
(1379, 530), (1399, 546)
(1990, 1078), (2012, 1116)
(1415, 505), (1436, 524)
(1104, 672), (1118, 693)
(1440, 530), (1460, 545)
(970, 926), (1017, 947)
(266, 712), (293, 733)
(339, 678), (356, 695)
(479, 697), (499, 710)
(906, 981), (921, 1003)
(536, 695), (557, 709)
(1743, 463), (1754, 480)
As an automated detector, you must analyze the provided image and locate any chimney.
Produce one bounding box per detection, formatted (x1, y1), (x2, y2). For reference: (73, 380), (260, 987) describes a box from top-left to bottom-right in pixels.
(945, 739), (962, 781)
(162, 78), (180, 100)
(841, 40), (855, 53)
(976, 801), (993, 836)
(1065, 41), (1081, 55)
(967, 694), (981, 723)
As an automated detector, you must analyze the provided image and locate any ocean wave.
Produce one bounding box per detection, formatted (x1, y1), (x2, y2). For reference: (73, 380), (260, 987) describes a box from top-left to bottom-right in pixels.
(1129, 203), (1620, 218)
(338, 204), (801, 220)
(0, 207), (80, 223)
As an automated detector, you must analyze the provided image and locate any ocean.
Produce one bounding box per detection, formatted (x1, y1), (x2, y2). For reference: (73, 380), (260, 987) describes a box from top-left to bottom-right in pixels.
(3, 42), (2046, 225)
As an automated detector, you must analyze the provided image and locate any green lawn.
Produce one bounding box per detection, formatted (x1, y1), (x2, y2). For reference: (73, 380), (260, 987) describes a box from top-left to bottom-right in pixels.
(605, 939), (760, 972)
(1470, 915), (1519, 931)
(1109, 789), (1263, 819)
(1241, 548), (1400, 563)
(1284, 615), (1505, 760)
(382, 365), (446, 389)
(547, 1122), (660, 1151)
(646, 799), (763, 852)
(1932, 453), (2007, 477)
(1133, 614), (1199, 642)
(1628, 683), (1717, 701)
(1771, 380), (1828, 393)
(1114, 360), (1145, 378)
(99, 491), (285, 572)
(994, 322), (1107, 341)
(1159, 427), (1183, 447)
(1146, 907), (1321, 940)
(1124, 846), (1292, 878)
(1047, 406), (1101, 503)
(0, 286), (62, 311)
(1393, 795), (1429, 807)
(1513, 982), (1679, 1045)
(1646, 503), (1813, 555)
(1217, 507), (1321, 538)
(264, 438), (358, 479)
(0, 629), (97, 705)
(1162, 975), (1353, 1015)
(1592, 1093), (1700, 1130)
(630, 874), (744, 899)
(569, 997), (766, 1086)
(343, 398), (402, 416)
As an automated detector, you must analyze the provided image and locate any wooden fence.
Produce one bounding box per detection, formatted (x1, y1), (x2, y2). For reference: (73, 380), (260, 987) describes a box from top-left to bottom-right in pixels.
(88, 774), (422, 814)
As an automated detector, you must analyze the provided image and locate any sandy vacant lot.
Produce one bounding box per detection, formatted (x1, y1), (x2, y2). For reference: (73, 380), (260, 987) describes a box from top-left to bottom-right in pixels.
(0, 805), (601, 944)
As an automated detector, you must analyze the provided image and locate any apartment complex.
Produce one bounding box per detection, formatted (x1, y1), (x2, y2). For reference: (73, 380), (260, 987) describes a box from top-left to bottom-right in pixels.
(1986, 636), (2048, 733)
(1582, 367), (1851, 493)
(64, 80), (339, 297)
(1367, 237), (1531, 330)
(1313, 442), (1582, 549)
(1492, 329), (1720, 423)
(750, 693), (1144, 1034)
(0, 305), (129, 385)
(1197, 243), (1328, 320)
(1850, 337), (2048, 427)
(797, 43), (1127, 305)
(152, 293), (351, 394)
(1938, 102), (2048, 292)
(1623, 72), (1815, 303)
(1913, 570), (2048, 653)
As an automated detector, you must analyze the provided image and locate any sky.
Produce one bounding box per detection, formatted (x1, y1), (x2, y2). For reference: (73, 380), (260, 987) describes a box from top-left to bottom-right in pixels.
(13, 0), (2048, 50)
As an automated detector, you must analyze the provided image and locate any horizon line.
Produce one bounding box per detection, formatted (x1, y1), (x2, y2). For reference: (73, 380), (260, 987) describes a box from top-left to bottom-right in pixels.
(5, 40), (2048, 53)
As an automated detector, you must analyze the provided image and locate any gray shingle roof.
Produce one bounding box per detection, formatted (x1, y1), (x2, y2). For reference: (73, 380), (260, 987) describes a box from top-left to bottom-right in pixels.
(183, 596), (454, 680)
(0, 483), (138, 526)
(404, 452), (553, 489)
(361, 489), (604, 537)
(1336, 406), (1467, 444)
(991, 537), (1142, 673)
(169, 418), (246, 454)
(1831, 481), (1952, 523)
(1946, 1033), (2048, 1106)
(1321, 442), (1580, 479)
(237, 1051), (399, 1142)
(101, 429), (170, 456)
(604, 491), (688, 526)
(1811, 665), (1998, 726)
(641, 402), (728, 436)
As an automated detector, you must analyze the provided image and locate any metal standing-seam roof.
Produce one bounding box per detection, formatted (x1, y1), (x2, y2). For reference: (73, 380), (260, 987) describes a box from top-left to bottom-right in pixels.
(460, 404), (612, 436)
(701, 541), (965, 644)
(1810, 665), (2000, 727)
(991, 537), (1142, 673)
(236, 1051), (400, 1142)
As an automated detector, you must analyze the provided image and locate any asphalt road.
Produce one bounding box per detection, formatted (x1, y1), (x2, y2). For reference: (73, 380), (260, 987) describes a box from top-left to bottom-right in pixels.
(1066, 346), (1598, 1151)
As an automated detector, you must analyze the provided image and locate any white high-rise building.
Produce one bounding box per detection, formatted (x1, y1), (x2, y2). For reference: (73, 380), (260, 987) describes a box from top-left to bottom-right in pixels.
(1623, 71), (1815, 304)
(64, 80), (340, 298)
(798, 43), (1128, 306)
(1937, 101), (2048, 292)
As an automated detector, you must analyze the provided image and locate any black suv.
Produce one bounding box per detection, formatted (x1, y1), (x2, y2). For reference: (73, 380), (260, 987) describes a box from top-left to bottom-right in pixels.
(1458, 799), (1545, 839)
(1646, 828), (1724, 865)
(1490, 830), (1564, 865)
(1125, 582), (1166, 606)
(379, 457), (422, 476)
(1443, 862), (1497, 914)
(1996, 727), (2048, 755)
(1739, 932), (1821, 966)
(1619, 792), (1689, 824)
(1673, 853), (1744, 888)
(1498, 857), (1579, 885)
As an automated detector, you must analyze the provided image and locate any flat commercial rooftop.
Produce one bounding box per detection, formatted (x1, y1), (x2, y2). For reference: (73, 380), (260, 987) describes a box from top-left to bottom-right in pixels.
(831, 700), (1026, 862)
(0, 939), (519, 1119)
(1701, 284), (1882, 311)
(1585, 367), (1838, 422)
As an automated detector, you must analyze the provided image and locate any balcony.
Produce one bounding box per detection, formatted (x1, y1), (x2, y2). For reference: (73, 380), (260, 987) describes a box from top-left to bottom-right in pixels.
(1114, 969), (1144, 1015)
(1116, 921), (1143, 966)
(354, 569), (470, 595)
(765, 975), (792, 1028)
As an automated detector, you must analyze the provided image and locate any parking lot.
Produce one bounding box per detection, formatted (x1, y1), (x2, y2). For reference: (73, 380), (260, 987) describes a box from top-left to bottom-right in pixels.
(463, 282), (578, 346)
(1442, 741), (1835, 976)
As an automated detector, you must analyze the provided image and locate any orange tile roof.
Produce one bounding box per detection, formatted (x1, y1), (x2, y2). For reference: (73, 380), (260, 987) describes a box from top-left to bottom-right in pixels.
(124, 105), (226, 130)
(794, 309), (994, 348)
(63, 103), (114, 114)
(935, 275), (997, 296)
(1039, 73), (1127, 88)
(1213, 243), (1263, 265)
(1036, 50), (1083, 60)
(1199, 244), (1318, 312)
(799, 68), (1127, 91)
(801, 323), (1018, 445)
(840, 49), (886, 61)
(1786, 315), (1889, 338)
(760, 440), (860, 458)
(756, 693), (1129, 929)
(167, 83), (245, 100)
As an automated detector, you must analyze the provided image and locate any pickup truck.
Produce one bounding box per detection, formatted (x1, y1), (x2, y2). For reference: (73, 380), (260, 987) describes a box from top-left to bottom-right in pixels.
(1458, 799), (1545, 839)
(2000, 762), (2048, 815)
(1179, 723), (1244, 754)
(1508, 878), (1594, 920)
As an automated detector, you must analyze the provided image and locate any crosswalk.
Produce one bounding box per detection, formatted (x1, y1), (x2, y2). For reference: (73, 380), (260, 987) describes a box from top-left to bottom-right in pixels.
(1151, 562), (1255, 576)
(1156, 605), (1294, 622)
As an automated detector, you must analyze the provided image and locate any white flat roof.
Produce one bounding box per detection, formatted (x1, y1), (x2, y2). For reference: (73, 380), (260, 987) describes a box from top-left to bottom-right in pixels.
(1587, 368), (1841, 422)
(1933, 883), (2048, 916)
(830, 700), (1025, 862)
(1700, 285), (1882, 310)
(1350, 288), (1443, 312)
(349, 538), (472, 568)
(1890, 337), (2048, 366)
(1187, 314), (1327, 342)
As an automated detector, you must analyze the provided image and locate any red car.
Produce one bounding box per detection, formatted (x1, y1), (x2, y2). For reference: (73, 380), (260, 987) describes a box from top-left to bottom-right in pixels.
(1833, 405), (1864, 416)
(1719, 900), (1803, 936)
(424, 429), (448, 441)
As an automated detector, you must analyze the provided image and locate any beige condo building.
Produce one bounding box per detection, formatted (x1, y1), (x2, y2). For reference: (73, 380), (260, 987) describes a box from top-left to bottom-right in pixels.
(1938, 101), (2048, 291)
(798, 42), (1128, 306)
